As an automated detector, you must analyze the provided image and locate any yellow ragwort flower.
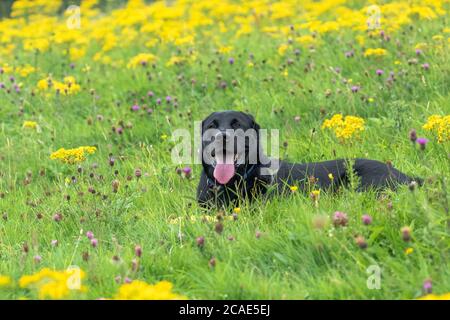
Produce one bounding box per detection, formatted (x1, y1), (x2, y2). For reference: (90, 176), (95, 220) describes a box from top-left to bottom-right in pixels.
(127, 53), (157, 69)
(114, 280), (186, 300)
(322, 114), (365, 141)
(364, 48), (387, 57)
(23, 121), (38, 129)
(0, 275), (12, 287)
(418, 293), (450, 300)
(50, 146), (97, 164)
(422, 115), (450, 143)
(19, 268), (87, 299)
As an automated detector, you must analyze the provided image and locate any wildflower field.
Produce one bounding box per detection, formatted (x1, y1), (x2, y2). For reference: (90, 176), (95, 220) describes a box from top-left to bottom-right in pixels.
(0, 0), (449, 300)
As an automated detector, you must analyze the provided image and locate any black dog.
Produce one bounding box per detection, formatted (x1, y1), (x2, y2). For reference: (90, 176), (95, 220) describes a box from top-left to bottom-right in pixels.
(197, 111), (420, 207)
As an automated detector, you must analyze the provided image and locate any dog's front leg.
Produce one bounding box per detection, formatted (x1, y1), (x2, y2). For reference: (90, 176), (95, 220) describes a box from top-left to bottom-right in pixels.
(196, 171), (233, 208)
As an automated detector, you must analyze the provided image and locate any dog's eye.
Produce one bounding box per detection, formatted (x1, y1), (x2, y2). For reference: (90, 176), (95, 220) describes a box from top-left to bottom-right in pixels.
(231, 119), (241, 129)
(206, 121), (217, 129)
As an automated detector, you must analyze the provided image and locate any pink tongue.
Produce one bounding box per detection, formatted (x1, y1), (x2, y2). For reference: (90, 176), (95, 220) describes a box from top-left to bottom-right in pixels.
(213, 154), (235, 185)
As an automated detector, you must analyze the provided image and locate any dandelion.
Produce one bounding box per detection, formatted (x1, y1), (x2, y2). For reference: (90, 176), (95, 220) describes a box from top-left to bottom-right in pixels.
(290, 185), (298, 192)
(405, 247), (414, 255)
(310, 189), (320, 203)
(23, 121), (38, 129)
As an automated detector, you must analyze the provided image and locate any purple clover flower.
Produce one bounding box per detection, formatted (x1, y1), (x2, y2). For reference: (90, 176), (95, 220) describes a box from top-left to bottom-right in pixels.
(417, 137), (428, 150)
(362, 214), (372, 225)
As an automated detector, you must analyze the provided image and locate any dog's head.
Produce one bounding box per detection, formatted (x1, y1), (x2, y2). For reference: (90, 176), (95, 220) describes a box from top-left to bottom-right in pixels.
(200, 111), (260, 185)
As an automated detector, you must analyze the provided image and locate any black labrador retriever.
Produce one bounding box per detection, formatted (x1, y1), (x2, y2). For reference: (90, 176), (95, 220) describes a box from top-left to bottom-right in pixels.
(197, 111), (420, 207)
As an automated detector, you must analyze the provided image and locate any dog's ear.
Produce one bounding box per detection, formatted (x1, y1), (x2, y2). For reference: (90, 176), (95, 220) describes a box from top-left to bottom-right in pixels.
(240, 112), (260, 131)
(201, 112), (217, 136)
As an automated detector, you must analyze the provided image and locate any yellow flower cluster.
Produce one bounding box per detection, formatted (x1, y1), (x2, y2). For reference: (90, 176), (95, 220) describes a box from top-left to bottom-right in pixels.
(422, 115), (450, 143)
(322, 114), (365, 141)
(0, 0), (446, 68)
(114, 280), (186, 300)
(50, 146), (97, 164)
(16, 64), (36, 77)
(37, 76), (81, 96)
(127, 53), (158, 69)
(11, 0), (61, 17)
(19, 268), (87, 299)
(418, 293), (450, 300)
(0, 275), (12, 287)
(23, 121), (38, 129)
(364, 48), (388, 57)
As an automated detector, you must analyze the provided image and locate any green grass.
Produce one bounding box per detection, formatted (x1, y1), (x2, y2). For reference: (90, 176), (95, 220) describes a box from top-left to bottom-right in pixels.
(0, 1), (449, 300)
